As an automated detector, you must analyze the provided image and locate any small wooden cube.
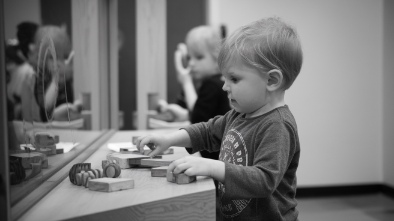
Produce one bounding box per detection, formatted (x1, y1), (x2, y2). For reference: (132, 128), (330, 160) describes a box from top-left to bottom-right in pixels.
(166, 171), (196, 184)
(140, 158), (173, 167)
(36, 144), (57, 155)
(34, 132), (59, 146)
(107, 153), (151, 169)
(151, 166), (168, 177)
(88, 178), (134, 192)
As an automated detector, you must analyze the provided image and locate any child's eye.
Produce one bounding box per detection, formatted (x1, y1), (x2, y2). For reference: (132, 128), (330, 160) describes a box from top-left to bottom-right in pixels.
(196, 55), (203, 60)
(230, 77), (238, 83)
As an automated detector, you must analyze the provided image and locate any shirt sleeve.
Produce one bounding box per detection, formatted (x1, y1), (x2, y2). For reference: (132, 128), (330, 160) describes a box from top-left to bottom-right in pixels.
(183, 111), (230, 153)
(223, 121), (295, 199)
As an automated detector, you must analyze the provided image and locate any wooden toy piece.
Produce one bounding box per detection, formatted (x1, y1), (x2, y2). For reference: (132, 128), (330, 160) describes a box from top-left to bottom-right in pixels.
(75, 173), (83, 186)
(96, 169), (103, 178)
(126, 148), (174, 156)
(9, 152), (48, 169)
(88, 178), (134, 192)
(24, 161), (42, 181)
(87, 171), (96, 179)
(140, 158), (173, 167)
(175, 173), (196, 184)
(91, 169), (98, 178)
(34, 132), (59, 155)
(34, 131), (59, 146)
(9, 156), (26, 185)
(103, 163), (121, 178)
(36, 145), (56, 156)
(106, 152), (160, 169)
(85, 177), (91, 188)
(69, 163), (91, 185)
(166, 171), (176, 183)
(151, 166), (168, 177)
(167, 171), (196, 185)
(82, 172), (90, 186)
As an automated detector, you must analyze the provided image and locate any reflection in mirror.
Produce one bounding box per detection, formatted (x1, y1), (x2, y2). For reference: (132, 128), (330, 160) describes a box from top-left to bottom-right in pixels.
(3, 0), (107, 217)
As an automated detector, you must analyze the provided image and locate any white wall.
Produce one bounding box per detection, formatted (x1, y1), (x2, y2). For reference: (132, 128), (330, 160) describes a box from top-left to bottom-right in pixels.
(4, 0), (41, 41)
(208, 0), (385, 187)
(383, 0), (394, 188)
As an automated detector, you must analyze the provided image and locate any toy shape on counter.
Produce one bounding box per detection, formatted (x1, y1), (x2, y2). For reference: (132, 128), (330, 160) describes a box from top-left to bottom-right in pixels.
(24, 160), (43, 180)
(139, 158), (173, 167)
(102, 161), (121, 178)
(106, 152), (161, 169)
(167, 171), (196, 184)
(9, 152), (48, 169)
(34, 132), (59, 155)
(88, 178), (134, 192)
(9, 156), (26, 185)
(69, 163), (102, 185)
(121, 147), (174, 156)
(151, 166), (168, 177)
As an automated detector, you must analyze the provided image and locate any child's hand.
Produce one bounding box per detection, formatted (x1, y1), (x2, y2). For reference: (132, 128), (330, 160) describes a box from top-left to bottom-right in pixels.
(174, 43), (191, 85)
(168, 156), (214, 177)
(135, 134), (171, 157)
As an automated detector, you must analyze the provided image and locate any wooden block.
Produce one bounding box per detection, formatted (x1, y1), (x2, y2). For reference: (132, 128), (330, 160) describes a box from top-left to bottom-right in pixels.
(126, 148), (174, 156)
(85, 177), (91, 188)
(82, 172), (89, 186)
(151, 166), (168, 177)
(34, 132), (59, 146)
(36, 144), (57, 155)
(167, 171), (196, 184)
(75, 173), (82, 186)
(9, 152), (48, 169)
(107, 153), (151, 169)
(176, 173), (196, 184)
(140, 158), (173, 167)
(88, 178), (134, 192)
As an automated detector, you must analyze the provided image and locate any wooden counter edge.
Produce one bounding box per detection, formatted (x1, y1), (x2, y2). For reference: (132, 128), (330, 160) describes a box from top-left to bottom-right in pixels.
(64, 189), (216, 221)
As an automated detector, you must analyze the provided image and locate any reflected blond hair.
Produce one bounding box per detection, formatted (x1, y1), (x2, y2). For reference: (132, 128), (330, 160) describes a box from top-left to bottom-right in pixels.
(186, 25), (222, 61)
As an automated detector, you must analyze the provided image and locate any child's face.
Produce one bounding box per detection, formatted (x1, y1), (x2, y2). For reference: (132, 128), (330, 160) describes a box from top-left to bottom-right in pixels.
(222, 57), (270, 117)
(186, 42), (218, 81)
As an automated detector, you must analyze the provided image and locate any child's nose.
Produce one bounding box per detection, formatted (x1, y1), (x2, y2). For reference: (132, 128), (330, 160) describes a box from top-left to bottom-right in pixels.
(222, 81), (229, 91)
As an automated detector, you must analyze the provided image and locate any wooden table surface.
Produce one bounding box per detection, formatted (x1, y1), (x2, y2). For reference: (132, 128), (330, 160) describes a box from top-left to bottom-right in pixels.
(18, 130), (216, 221)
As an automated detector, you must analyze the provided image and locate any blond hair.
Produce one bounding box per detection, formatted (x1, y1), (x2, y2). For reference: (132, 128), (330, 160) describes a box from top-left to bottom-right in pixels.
(218, 17), (303, 90)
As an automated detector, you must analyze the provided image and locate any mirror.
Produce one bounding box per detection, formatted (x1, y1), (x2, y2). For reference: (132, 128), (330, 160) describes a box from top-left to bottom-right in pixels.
(3, 0), (109, 217)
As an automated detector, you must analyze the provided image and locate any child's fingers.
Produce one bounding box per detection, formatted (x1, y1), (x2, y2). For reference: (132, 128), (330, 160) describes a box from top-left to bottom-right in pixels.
(147, 147), (162, 158)
(168, 157), (187, 174)
(136, 136), (150, 153)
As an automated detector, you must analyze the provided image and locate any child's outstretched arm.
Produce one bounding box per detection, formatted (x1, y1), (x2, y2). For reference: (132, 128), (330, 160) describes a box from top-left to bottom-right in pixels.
(135, 129), (192, 157)
(168, 156), (225, 183)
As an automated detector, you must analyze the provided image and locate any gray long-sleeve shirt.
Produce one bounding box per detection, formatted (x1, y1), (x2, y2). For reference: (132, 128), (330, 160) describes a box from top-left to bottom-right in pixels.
(184, 105), (300, 220)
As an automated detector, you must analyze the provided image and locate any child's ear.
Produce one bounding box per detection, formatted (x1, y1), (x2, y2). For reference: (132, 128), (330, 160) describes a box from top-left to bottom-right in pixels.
(266, 69), (283, 91)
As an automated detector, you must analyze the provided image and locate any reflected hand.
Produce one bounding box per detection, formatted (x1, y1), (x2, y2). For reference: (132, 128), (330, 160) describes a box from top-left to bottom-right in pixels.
(160, 103), (189, 122)
(174, 43), (191, 85)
